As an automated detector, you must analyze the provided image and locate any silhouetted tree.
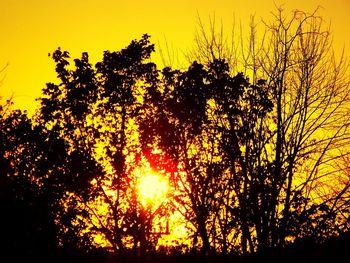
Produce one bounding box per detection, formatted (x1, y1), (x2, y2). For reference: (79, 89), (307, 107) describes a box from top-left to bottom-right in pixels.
(139, 58), (275, 255)
(139, 61), (218, 255)
(0, 104), (68, 260)
(2, 7), (349, 260)
(35, 34), (167, 259)
(182, 7), (350, 253)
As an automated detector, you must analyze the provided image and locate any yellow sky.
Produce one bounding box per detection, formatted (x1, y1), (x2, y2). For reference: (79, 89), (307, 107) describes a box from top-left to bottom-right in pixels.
(0, 0), (349, 114)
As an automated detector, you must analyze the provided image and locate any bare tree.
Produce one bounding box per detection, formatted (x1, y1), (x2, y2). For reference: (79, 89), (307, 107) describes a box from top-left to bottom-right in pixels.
(256, 7), (350, 247)
(185, 6), (350, 253)
(186, 13), (238, 71)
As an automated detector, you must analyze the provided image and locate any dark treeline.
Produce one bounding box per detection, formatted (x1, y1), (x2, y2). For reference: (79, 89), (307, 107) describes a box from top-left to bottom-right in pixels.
(1, 7), (350, 263)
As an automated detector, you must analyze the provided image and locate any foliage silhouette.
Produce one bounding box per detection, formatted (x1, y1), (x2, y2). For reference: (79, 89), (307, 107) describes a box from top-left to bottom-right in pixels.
(1, 6), (350, 262)
(0, 106), (77, 261)
(35, 34), (169, 258)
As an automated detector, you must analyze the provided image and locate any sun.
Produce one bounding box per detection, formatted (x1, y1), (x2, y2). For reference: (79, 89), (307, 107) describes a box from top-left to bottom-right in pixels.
(137, 169), (169, 207)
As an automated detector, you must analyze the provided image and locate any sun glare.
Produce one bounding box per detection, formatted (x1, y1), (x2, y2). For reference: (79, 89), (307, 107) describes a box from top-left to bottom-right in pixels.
(138, 170), (169, 207)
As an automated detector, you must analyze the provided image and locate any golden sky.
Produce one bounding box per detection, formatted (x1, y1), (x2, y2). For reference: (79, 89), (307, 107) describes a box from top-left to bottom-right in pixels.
(1, 0), (349, 114)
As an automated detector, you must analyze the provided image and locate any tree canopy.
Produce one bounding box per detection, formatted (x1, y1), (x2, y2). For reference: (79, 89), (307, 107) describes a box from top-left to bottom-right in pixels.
(1, 7), (350, 262)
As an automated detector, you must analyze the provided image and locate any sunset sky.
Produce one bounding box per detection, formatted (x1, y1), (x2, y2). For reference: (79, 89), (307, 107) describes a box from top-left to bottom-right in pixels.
(1, 0), (349, 114)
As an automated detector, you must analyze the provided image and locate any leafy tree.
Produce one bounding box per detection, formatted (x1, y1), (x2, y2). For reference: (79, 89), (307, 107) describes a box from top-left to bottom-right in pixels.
(139, 58), (275, 254)
(0, 106), (109, 261)
(2, 7), (350, 260)
(35, 34), (167, 258)
(139, 61), (217, 255)
(0, 103), (69, 260)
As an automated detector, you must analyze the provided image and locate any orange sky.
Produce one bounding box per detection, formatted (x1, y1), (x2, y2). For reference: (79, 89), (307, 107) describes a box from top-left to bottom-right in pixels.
(0, 0), (349, 114)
